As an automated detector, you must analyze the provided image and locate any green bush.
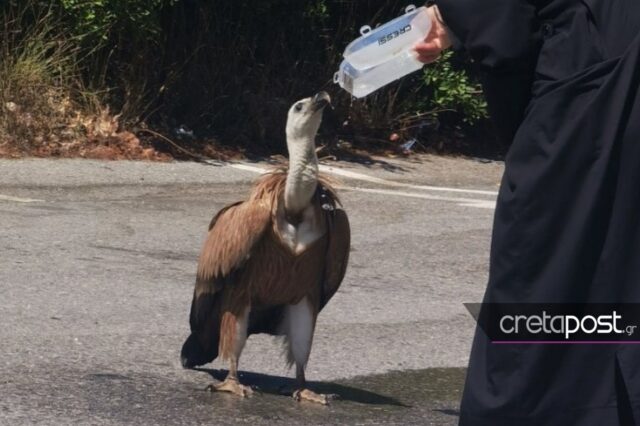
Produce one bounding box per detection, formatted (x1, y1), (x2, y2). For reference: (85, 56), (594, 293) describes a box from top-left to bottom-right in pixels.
(1, 0), (491, 155)
(59, 0), (176, 43)
(421, 51), (487, 124)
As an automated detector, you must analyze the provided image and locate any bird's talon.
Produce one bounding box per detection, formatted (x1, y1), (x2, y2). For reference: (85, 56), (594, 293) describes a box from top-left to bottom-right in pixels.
(207, 379), (253, 398)
(293, 388), (335, 405)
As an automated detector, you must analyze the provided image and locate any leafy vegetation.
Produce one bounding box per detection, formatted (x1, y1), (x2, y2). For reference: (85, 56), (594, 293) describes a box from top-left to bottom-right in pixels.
(422, 51), (488, 124)
(0, 0), (491, 158)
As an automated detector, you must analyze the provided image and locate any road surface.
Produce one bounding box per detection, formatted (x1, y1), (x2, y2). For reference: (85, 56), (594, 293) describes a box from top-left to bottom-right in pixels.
(0, 155), (503, 425)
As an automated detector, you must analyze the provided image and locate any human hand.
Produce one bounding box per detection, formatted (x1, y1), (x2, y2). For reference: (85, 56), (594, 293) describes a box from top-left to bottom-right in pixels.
(414, 6), (452, 64)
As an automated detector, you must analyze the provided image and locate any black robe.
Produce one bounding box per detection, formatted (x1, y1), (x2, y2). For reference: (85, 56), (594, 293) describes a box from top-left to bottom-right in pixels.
(435, 0), (640, 424)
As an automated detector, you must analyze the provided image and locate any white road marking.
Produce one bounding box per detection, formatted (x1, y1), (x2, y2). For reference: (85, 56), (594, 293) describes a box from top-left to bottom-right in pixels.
(227, 163), (268, 174)
(453, 200), (496, 210)
(0, 194), (44, 203)
(230, 162), (498, 196)
(319, 165), (499, 196)
(341, 187), (496, 209)
(229, 162), (497, 210)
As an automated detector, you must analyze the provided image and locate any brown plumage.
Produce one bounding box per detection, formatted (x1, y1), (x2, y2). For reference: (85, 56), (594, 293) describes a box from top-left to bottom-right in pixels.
(181, 92), (350, 404)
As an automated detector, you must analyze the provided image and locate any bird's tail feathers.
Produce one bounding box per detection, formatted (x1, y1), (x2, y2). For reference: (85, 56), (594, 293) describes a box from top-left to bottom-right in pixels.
(180, 332), (218, 369)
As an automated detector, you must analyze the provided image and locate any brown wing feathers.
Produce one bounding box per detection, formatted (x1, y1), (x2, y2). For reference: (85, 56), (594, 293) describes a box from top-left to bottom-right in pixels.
(197, 201), (271, 281)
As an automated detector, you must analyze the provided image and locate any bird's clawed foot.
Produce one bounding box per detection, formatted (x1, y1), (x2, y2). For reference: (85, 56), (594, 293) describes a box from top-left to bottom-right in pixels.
(292, 388), (338, 405)
(206, 378), (253, 398)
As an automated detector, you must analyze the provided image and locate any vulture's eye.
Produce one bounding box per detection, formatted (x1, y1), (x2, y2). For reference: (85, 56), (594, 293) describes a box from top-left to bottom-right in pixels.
(294, 103), (303, 112)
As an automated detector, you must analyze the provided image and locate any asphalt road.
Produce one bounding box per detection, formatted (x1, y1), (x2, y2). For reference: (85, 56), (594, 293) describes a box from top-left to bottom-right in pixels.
(0, 155), (504, 425)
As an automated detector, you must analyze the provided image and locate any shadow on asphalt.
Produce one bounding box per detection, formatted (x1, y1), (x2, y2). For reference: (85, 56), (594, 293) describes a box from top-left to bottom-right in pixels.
(2, 365), (464, 424)
(171, 367), (466, 424)
(199, 368), (407, 407)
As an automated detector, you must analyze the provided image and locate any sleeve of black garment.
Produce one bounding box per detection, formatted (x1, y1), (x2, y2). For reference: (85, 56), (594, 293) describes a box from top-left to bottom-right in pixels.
(434, 0), (541, 142)
(435, 0), (539, 71)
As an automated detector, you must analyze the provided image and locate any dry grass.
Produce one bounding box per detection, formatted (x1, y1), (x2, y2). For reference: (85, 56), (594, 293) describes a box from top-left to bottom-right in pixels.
(0, 5), (79, 153)
(0, 3), (166, 160)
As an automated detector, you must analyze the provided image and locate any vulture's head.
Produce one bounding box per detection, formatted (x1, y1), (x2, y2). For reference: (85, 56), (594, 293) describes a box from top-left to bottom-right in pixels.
(286, 91), (331, 143)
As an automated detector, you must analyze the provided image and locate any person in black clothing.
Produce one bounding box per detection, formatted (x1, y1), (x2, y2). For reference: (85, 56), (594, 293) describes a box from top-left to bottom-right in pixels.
(416, 1), (640, 425)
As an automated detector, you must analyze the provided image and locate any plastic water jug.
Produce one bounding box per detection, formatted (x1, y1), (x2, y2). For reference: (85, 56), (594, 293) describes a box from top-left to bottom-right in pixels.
(334, 5), (431, 98)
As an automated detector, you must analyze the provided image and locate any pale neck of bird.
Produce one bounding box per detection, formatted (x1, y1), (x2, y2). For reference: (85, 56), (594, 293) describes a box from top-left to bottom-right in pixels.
(285, 134), (318, 215)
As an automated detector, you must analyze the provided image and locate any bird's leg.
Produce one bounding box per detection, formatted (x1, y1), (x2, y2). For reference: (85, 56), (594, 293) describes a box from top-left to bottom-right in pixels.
(207, 306), (253, 397)
(292, 364), (335, 405)
(209, 357), (253, 397)
(285, 297), (336, 405)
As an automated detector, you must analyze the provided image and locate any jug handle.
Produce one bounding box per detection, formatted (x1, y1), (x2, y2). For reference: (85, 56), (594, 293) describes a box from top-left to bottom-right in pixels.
(405, 5), (416, 14)
(333, 71), (340, 84)
(359, 25), (372, 35)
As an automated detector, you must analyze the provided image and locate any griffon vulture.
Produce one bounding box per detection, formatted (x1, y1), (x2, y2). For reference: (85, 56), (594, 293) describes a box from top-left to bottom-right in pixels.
(180, 92), (350, 404)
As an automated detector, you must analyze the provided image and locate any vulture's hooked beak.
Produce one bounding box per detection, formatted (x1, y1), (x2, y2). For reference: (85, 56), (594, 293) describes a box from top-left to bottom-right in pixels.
(313, 91), (332, 112)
